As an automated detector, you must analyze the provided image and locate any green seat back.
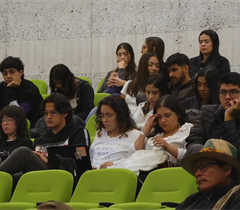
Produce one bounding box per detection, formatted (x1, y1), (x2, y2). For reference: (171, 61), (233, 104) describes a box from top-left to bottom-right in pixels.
(85, 114), (97, 145)
(94, 93), (110, 107)
(96, 77), (105, 93)
(0, 172), (13, 202)
(29, 79), (48, 94)
(11, 170), (73, 203)
(78, 77), (92, 86)
(41, 93), (50, 100)
(136, 167), (197, 203)
(70, 169), (137, 203)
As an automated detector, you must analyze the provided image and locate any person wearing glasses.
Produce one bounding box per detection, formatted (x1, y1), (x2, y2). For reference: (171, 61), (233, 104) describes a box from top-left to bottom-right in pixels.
(181, 66), (220, 123)
(0, 56), (43, 128)
(89, 95), (141, 169)
(0, 105), (33, 162)
(177, 139), (240, 209)
(185, 72), (240, 158)
(0, 93), (89, 174)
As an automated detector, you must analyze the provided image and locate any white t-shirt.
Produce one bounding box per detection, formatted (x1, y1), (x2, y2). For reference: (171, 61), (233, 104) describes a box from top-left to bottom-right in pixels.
(145, 123), (193, 164)
(121, 80), (137, 113)
(131, 101), (153, 130)
(90, 129), (141, 169)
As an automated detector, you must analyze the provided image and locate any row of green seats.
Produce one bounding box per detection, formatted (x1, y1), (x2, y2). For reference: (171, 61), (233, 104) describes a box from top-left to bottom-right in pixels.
(0, 167), (198, 210)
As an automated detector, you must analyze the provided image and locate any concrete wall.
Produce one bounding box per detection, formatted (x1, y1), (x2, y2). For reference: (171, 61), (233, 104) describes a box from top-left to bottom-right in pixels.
(1, 0), (240, 90)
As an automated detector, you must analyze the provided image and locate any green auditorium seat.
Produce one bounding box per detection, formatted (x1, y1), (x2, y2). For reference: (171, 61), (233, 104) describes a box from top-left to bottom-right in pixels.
(0, 172), (12, 203)
(96, 77), (105, 93)
(110, 167), (197, 210)
(29, 79), (48, 94)
(0, 170), (73, 210)
(78, 76), (92, 86)
(94, 93), (110, 107)
(85, 114), (97, 145)
(67, 169), (137, 210)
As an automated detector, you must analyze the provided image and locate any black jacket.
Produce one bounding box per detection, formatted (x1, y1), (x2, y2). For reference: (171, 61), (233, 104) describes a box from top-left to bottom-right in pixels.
(34, 120), (90, 152)
(186, 105), (240, 158)
(73, 80), (94, 121)
(181, 97), (201, 124)
(0, 79), (43, 126)
(168, 78), (196, 102)
(177, 181), (240, 210)
(189, 55), (230, 78)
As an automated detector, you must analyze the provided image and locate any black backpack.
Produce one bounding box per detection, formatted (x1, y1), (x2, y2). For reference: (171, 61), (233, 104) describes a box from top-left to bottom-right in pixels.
(48, 154), (79, 189)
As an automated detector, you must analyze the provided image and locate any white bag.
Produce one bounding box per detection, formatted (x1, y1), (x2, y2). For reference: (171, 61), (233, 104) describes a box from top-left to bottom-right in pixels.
(112, 149), (168, 175)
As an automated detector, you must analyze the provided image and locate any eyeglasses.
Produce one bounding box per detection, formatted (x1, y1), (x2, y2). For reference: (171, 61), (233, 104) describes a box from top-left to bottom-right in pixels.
(43, 110), (58, 117)
(98, 113), (115, 121)
(0, 118), (15, 125)
(219, 89), (240, 99)
(193, 162), (222, 174)
(2, 69), (17, 76)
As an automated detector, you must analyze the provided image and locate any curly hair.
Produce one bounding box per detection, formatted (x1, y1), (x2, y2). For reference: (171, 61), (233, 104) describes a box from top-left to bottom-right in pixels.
(95, 95), (137, 137)
(0, 105), (29, 141)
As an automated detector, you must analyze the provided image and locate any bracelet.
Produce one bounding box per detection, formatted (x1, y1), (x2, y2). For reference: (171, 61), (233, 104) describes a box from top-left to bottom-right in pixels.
(140, 131), (147, 138)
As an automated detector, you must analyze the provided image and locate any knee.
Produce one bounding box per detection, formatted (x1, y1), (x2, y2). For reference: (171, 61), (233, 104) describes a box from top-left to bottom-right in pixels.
(12, 146), (33, 156)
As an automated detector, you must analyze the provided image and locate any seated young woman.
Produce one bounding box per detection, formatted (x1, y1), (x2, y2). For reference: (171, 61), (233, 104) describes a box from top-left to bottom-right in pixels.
(90, 95), (141, 169)
(0, 105), (33, 162)
(121, 52), (160, 112)
(189, 29), (230, 78)
(181, 66), (220, 123)
(98, 42), (137, 95)
(135, 95), (193, 165)
(49, 64), (94, 121)
(131, 73), (170, 130)
(141, 37), (169, 82)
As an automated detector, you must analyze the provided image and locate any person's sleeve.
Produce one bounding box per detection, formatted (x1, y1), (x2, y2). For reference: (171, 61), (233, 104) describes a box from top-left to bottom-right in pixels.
(98, 72), (111, 93)
(121, 80), (130, 96)
(185, 113), (207, 149)
(3, 87), (18, 106)
(118, 68), (125, 80)
(76, 82), (94, 121)
(70, 128), (90, 147)
(218, 57), (230, 75)
(220, 120), (240, 156)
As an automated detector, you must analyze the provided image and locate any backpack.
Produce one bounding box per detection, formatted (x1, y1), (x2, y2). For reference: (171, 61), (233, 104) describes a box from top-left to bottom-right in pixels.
(48, 154), (79, 189)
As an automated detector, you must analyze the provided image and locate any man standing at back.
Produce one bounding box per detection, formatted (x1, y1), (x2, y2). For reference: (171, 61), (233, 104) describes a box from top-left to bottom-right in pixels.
(0, 56), (42, 127)
(166, 53), (195, 101)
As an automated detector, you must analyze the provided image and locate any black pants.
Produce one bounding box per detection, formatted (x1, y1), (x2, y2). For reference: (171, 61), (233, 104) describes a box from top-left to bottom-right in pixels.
(0, 146), (48, 175)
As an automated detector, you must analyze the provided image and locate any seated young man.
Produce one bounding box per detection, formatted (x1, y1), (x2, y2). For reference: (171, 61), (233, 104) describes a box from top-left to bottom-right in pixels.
(185, 72), (240, 158)
(0, 93), (90, 175)
(0, 56), (43, 127)
(165, 53), (195, 101)
(178, 139), (240, 209)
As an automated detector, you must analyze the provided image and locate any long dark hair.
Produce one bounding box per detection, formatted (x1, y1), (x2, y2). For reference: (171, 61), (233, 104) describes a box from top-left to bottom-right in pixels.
(152, 95), (189, 135)
(0, 105), (29, 141)
(96, 95), (137, 137)
(127, 53), (158, 97)
(115, 43), (136, 80)
(49, 64), (77, 99)
(199, 30), (220, 66)
(145, 37), (165, 62)
(195, 66), (220, 105)
(142, 73), (170, 115)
